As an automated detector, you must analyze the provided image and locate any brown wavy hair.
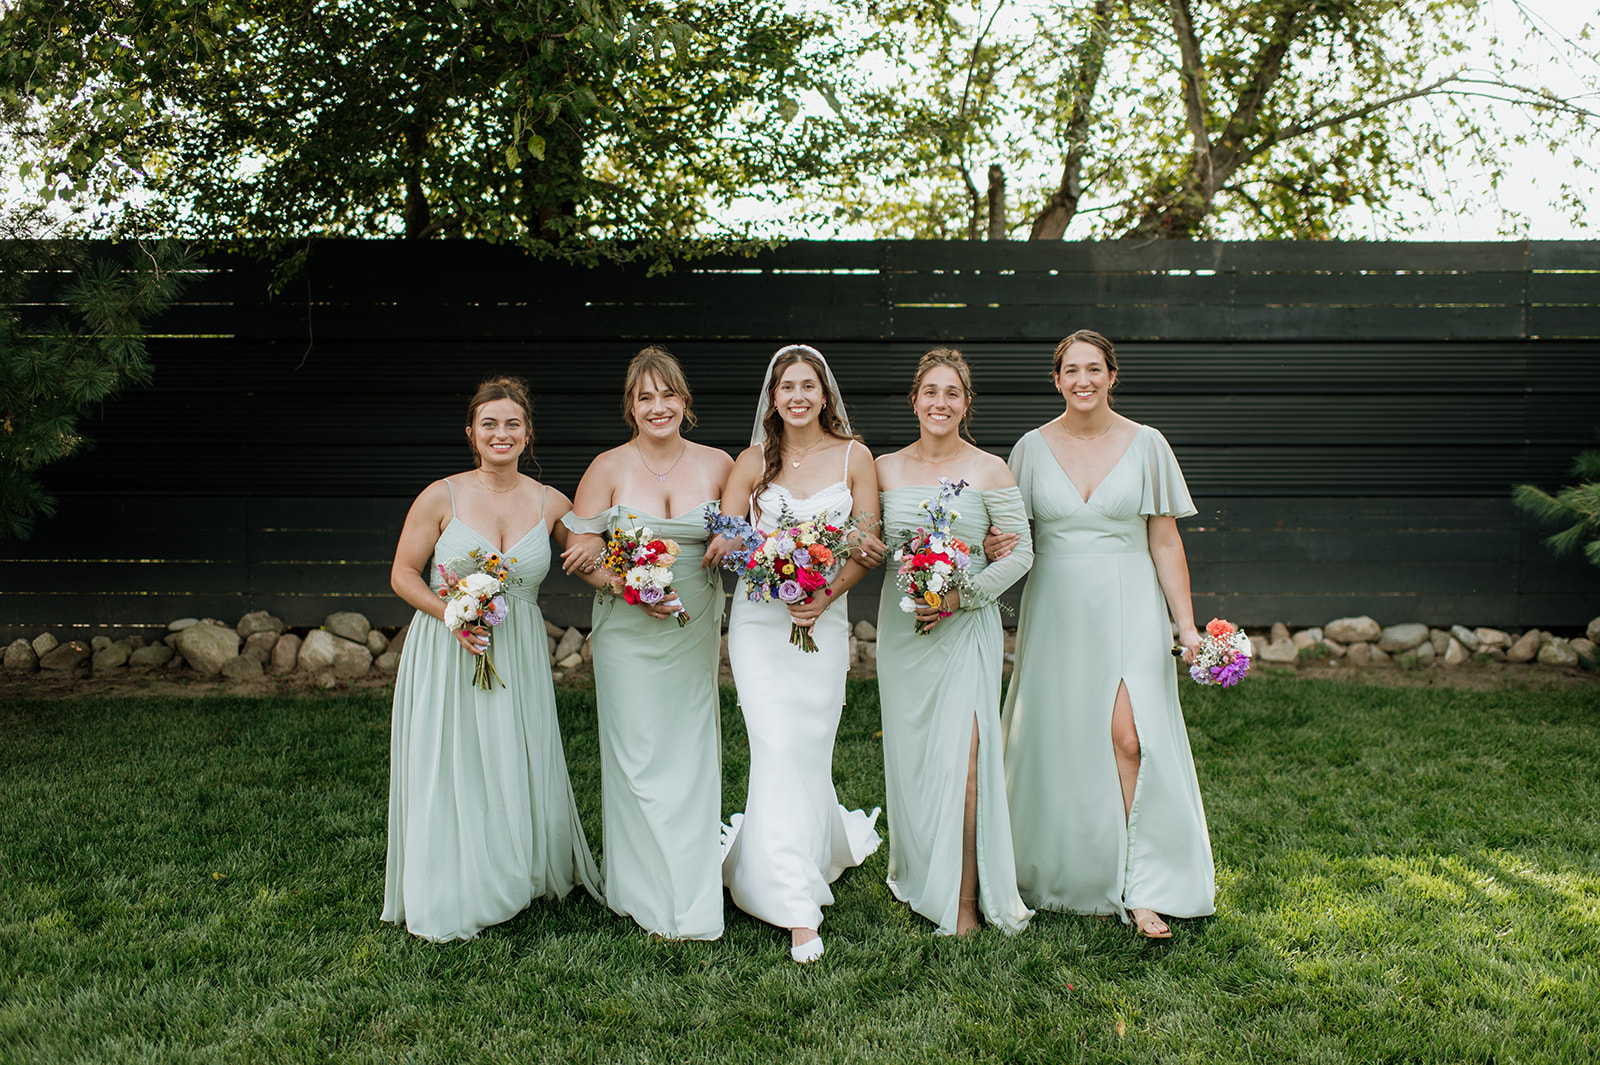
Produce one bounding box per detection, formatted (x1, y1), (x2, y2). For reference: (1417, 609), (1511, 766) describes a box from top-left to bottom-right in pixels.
(621, 344), (697, 436)
(464, 375), (535, 468)
(1052, 329), (1119, 404)
(908, 346), (978, 442)
(754, 345), (853, 500)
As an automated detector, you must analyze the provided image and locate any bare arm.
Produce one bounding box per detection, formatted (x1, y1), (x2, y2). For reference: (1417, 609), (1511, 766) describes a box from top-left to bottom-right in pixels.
(390, 480), (486, 653)
(703, 446), (763, 569)
(1148, 515), (1201, 662)
(789, 444), (881, 625)
(560, 452), (614, 574)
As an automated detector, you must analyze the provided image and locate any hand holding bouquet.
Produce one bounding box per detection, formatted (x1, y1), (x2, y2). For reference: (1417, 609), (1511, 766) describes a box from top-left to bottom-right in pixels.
(1186, 617), (1252, 687)
(596, 519), (691, 627)
(706, 504), (855, 653)
(438, 549), (519, 690)
(892, 478), (974, 635)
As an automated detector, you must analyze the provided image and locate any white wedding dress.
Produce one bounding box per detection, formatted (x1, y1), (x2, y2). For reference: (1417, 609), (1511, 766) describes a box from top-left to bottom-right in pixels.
(722, 442), (882, 932)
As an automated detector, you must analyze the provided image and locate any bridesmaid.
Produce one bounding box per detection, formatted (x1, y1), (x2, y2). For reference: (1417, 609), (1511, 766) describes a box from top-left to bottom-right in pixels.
(875, 348), (1034, 936)
(383, 375), (601, 942)
(999, 330), (1215, 939)
(558, 346), (733, 940)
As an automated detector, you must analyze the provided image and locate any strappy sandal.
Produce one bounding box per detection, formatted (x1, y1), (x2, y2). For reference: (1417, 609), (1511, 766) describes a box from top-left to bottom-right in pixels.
(1130, 908), (1172, 940)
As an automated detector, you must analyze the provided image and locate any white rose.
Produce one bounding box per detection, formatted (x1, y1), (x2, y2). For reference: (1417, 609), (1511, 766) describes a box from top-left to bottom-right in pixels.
(461, 572), (499, 598)
(443, 596), (474, 630)
(1232, 632), (1252, 656)
(932, 560), (952, 575)
(898, 596), (919, 614)
(927, 572), (946, 593)
(650, 565), (674, 587)
(928, 536), (945, 553)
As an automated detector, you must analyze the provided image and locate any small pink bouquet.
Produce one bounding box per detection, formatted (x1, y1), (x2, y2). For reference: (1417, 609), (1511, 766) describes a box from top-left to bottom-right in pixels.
(438, 549), (518, 690)
(1187, 617), (1252, 687)
(596, 518), (691, 627)
(891, 478), (974, 635)
(706, 504), (856, 653)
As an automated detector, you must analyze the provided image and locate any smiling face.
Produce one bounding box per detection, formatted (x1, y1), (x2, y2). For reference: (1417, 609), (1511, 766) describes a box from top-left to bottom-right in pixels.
(629, 371), (685, 440)
(1053, 341), (1117, 413)
(773, 359), (826, 430)
(914, 364), (969, 438)
(466, 397), (530, 468)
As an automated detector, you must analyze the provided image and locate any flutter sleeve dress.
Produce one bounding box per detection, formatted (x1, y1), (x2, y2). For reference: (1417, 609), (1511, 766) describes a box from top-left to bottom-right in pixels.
(1000, 425), (1216, 921)
(383, 483), (603, 942)
(875, 484), (1035, 935)
(562, 502), (726, 940)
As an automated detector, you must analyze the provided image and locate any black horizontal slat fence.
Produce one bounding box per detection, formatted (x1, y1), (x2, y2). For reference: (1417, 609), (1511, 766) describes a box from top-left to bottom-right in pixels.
(5, 238), (1599, 641)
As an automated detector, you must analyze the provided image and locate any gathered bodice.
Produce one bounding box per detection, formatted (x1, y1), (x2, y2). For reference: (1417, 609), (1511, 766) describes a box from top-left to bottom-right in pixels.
(753, 479), (855, 534)
(429, 518), (548, 603)
(881, 486), (1003, 581)
(563, 501), (717, 586)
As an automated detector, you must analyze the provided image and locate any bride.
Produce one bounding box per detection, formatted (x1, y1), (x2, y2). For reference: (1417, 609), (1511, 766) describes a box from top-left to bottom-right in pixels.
(706, 343), (886, 963)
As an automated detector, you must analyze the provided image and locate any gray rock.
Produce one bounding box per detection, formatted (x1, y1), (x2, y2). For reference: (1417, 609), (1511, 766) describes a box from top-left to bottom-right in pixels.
(298, 630), (342, 673)
(1369, 645), (1392, 665)
(221, 655), (265, 681)
(1261, 639), (1299, 664)
(163, 633), (181, 649)
(314, 671), (339, 690)
(40, 641), (91, 672)
(331, 641), (373, 678)
(1474, 627), (1511, 649)
(1443, 638), (1469, 667)
(376, 650), (401, 673)
(243, 631), (279, 664)
(237, 611), (286, 639)
(1507, 630), (1541, 663)
(547, 635), (557, 662)
(388, 624), (410, 662)
(1537, 638), (1579, 667)
(1291, 628), (1322, 649)
(271, 633), (302, 674)
(1377, 623), (1429, 653)
(4, 639), (39, 673)
(1450, 625), (1480, 652)
(1588, 617), (1600, 644)
(1326, 616), (1381, 644)
(91, 635), (113, 653)
(1570, 637), (1596, 663)
(1269, 622), (1291, 644)
(854, 620), (877, 641)
(558, 652), (583, 670)
(858, 640), (878, 664)
(324, 611), (372, 645)
(92, 642), (131, 672)
(1429, 629), (1450, 655)
(580, 636), (594, 663)
(1345, 641), (1372, 665)
(168, 617), (200, 632)
(1320, 638), (1347, 658)
(1248, 635), (1268, 659)
(1410, 641), (1435, 662)
(129, 643), (175, 669)
(554, 627), (584, 662)
(174, 623), (241, 676)
(365, 630), (388, 655)
(163, 649), (189, 671)
(545, 619), (567, 641)
(119, 635), (146, 651)
(32, 632), (59, 657)
(1480, 646), (1508, 662)
(202, 618), (229, 628)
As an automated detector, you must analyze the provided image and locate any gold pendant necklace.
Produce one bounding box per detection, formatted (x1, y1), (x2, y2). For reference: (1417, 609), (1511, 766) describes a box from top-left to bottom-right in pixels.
(635, 440), (687, 483)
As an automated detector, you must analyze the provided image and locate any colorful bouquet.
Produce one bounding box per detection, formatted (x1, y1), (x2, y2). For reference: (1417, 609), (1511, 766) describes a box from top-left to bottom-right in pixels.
(891, 478), (974, 635)
(438, 549), (519, 690)
(706, 504), (854, 653)
(1187, 617), (1252, 687)
(595, 517), (691, 627)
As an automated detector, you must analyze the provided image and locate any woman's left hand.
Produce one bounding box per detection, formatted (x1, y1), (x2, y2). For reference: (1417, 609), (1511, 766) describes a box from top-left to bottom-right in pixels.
(788, 587), (834, 627)
(1176, 624), (1202, 664)
(849, 529), (887, 569)
(913, 588), (960, 630)
(561, 532), (606, 575)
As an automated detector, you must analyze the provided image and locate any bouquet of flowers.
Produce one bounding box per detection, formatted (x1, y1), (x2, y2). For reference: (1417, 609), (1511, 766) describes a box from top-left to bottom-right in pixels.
(706, 504), (854, 653)
(891, 478), (974, 635)
(595, 517), (691, 627)
(1187, 617), (1252, 687)
(437, 549), (519, 690)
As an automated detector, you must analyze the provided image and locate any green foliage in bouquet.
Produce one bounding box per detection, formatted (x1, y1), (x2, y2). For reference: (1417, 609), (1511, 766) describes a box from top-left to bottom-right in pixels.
(1513, 434), (1600, 568)
(0, 241), (195, 539)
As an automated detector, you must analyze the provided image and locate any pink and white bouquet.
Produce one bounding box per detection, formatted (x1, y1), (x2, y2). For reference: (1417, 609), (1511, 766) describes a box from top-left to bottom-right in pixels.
(706, 504), (855, 653)
(596, 518), (691, 627)
(1188, 617), (1252, 687)
(891, 478), (974, 635)
(437, 549), (519, 690)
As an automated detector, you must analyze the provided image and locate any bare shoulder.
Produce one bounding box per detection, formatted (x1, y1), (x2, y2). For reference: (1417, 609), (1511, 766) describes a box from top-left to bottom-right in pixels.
(689, 439), (736, 472)
(733, 443), (765, 471)
(845, 437), (876, 468)
(967, 448), (1017, 491)
(539, 482), (573, 527)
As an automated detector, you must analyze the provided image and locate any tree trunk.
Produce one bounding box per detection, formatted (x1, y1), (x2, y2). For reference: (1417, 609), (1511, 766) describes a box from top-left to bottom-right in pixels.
(402, 125), (432, 239)
(986, 165), (1006, 240)
(1028, 0), (1114, 240)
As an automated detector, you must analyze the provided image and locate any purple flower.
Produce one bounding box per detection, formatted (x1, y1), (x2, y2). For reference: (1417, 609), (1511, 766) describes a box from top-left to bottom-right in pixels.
(482, 596), (507, 626)
(1213, 655), (1250, 687)
(774, 534), (797, 556)
(777, 580), (805, 603)
(639, 585), (665, 605)
(952, 551), (970, 570)
(1189, 663), (1211, 685)
(792, 547), (812, 568)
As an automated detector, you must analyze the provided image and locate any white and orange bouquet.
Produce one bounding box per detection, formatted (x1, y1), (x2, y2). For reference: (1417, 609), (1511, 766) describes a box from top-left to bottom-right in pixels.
(438, 549), (519, 690)
(891, 478), (974, 635)
(596, 518), (690, 627)
(1188, 617), (1252, 687)
(706, 503), (855, 653)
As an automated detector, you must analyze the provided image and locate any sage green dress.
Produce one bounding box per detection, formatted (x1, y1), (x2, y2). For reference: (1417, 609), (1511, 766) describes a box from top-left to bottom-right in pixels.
(563, 503), (725, 940)
(876, 486), (1036, 935)
(383, 485), (603, 942)
(1001, 425), (1215, 920)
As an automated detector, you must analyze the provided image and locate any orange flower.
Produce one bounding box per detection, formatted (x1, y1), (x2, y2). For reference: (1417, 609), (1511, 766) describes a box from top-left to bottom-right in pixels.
(809, 544), (834, 567)
(1206, 618), (1235, 638)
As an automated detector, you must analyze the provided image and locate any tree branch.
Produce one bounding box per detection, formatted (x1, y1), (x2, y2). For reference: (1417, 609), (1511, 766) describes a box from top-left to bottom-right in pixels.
(1028, 0), (1114, 240)
(1165, 0), (1212, 159)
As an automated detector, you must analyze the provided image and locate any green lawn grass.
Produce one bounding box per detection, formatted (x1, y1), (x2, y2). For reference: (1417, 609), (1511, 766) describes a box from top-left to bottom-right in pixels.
(2, 675), (1597, 1063)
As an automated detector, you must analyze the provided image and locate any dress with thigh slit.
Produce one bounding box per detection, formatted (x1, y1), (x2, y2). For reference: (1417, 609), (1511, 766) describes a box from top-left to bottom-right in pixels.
(1000, 425), (1215, 919)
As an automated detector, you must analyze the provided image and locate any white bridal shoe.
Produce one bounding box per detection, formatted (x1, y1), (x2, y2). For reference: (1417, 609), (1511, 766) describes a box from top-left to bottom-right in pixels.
(789, 936), (825, 964)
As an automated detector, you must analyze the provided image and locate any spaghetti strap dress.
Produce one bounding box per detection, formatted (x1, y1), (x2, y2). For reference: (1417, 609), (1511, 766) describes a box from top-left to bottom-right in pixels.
(561, 502), (725, 940)
(721, 441), (882, 932)
(1000, 426), (1216, 920)
(382, 482), (603, 942)
(875, 485), (1035, 935)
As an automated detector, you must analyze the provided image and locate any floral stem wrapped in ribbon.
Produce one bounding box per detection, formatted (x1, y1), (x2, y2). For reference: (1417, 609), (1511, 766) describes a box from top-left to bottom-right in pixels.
(438, 549), (520, 690)
(891, 477), (975, 636)
(706, 503), (856, 653)
(595, 517), (691, 627)
(1187, 617), (1252, 687)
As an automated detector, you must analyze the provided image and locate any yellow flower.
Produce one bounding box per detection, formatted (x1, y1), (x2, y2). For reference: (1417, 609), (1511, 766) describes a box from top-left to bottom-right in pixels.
(923, 591), (942, 609)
